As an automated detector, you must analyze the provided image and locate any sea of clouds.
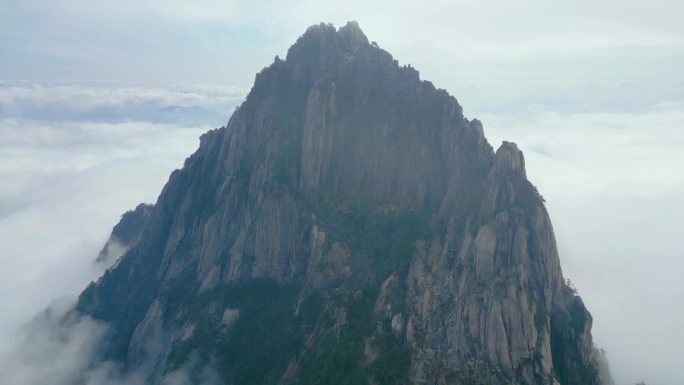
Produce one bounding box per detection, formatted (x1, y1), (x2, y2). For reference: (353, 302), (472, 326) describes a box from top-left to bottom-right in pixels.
(482, 104), (684, 385)
(0, 83), (682, 385)
(0, 83), (243, 384)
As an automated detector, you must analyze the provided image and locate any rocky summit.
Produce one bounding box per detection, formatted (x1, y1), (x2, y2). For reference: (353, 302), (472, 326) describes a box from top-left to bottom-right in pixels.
(77, 22), (610, 385)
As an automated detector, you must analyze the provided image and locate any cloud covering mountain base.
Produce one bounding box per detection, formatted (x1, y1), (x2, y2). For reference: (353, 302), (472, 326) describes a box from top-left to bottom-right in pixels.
(0, 84), (681, 385)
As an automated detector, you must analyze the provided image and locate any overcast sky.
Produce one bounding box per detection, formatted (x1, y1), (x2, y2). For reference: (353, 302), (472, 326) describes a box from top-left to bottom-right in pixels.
(1, 1), (683, 385)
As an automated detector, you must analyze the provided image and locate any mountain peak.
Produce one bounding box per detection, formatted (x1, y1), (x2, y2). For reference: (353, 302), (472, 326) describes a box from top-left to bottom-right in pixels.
(495, 140), (527, 178)
(75, 22), (607, 385)
(287, 21), (372, 61)
(338, 20), (369, 47)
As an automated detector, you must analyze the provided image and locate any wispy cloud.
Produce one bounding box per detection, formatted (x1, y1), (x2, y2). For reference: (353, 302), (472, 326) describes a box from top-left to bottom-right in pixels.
(483, 102), (684, 196)
(0, 86), (212, 366)
(0, 84), (246, 124)
(0, 298), (220, 385)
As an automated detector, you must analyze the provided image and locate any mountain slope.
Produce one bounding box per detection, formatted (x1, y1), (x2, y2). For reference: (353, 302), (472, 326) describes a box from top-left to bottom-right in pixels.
(77, 22), (608, 385)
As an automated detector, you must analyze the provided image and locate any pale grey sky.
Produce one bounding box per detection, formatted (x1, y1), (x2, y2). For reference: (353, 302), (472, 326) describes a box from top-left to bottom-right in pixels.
(1, 1), (683, 385)
(3, 0), (683, 113)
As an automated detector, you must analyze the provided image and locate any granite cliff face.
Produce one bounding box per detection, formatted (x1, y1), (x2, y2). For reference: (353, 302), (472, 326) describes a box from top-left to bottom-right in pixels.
(77, 22), (608, 385)
(96, 203), (154, 266)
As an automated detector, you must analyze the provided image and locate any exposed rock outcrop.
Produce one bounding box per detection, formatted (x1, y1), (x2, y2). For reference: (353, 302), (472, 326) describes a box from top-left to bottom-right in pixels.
(77, 22), (609, 385)
(95, 203), (154, 266)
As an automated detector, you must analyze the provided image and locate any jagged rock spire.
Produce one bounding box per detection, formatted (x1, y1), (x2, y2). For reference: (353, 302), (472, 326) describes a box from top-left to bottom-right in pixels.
(495, 140), (527, 178)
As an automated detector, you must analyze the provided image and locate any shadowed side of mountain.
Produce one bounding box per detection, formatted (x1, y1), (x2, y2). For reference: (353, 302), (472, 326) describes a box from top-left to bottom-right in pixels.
(95, 203), (154, 266)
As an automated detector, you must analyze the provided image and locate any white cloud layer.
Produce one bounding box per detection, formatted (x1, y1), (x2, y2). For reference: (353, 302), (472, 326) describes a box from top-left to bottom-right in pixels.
(484, 102), (684, 385)
(0, 91), (210, 364)
(1, 83), (682, 385)
(0, 84), (246, 124)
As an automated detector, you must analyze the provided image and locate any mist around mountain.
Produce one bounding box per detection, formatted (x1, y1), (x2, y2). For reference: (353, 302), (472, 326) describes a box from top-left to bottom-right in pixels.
(2, 19), (680, 384)
(34, 22), (611, 385)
